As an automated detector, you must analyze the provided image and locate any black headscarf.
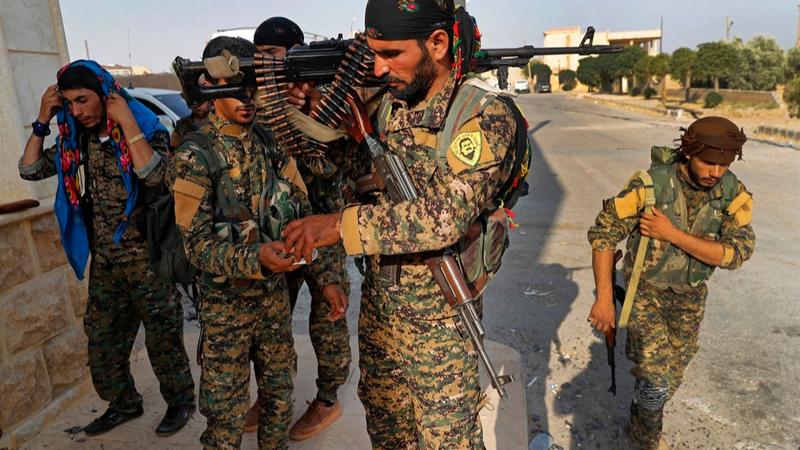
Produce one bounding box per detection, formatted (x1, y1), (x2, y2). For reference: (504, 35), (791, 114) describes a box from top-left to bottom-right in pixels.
(254, 17), (304, 48)
(364, 0), (454, 40)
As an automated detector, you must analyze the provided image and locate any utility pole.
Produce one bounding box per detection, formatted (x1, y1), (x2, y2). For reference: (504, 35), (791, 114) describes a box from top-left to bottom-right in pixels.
(84, 39), (90, 59)
(725, 15), (733, 41)
(127, 27), (132, 75)
(659, 15), (664, 54)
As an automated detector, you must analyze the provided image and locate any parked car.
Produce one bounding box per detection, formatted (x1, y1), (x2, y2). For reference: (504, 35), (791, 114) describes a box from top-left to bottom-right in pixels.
(514, 79), (530, 93)
(126, 87), (190, 134)
(535, 81), (552, 93)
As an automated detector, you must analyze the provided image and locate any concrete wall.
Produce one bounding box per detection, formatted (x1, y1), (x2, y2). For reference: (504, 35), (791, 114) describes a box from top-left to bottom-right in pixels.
(0, 1), (92, 448)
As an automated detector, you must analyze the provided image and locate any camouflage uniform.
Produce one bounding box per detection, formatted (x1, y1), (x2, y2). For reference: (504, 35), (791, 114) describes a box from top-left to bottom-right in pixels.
(170, 114), (209, 150)
(171, 113), (341, 449)
(588, 164), (755, 449)
(19, 130), (195, 415)
(336, 76), (517, 449)
(285, 153), (351, 404)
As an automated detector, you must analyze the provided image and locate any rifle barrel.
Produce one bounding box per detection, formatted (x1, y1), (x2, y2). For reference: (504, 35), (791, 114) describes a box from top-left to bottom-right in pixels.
(481, 44), (623, 59)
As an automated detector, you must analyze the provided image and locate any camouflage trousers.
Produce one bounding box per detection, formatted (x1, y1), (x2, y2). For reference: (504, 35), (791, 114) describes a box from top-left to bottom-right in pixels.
(625, 281), (708, 450)
(85, 260), (194, 413)
(286, 263), (351, 403)
(357, 285), (484, 449)
(198, 277), (296, 450)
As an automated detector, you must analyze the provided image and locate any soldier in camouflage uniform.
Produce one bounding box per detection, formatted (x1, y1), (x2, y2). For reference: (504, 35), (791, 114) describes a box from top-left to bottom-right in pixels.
(19, 61), (195, 436)
(588, 117), (756, 450)
(282, 1), (519, 447)
(170, 36), (345, 450)
(250, 16), (352, 440)
(170, 99), (211, 149)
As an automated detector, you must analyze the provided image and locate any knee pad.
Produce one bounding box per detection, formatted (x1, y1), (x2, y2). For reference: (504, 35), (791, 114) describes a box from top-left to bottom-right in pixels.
(633, 380), (669, 412)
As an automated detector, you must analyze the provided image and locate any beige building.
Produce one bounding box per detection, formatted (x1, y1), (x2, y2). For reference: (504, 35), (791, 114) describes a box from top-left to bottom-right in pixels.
(541, 27), (662, 74)
(1, 1), (92, 449)
(102, 64), (152, 76)
(539, 27), (662, 92)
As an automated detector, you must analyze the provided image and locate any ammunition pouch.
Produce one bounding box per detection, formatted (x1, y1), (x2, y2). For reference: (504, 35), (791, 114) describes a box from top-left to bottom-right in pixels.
(456, 208), (510, 297)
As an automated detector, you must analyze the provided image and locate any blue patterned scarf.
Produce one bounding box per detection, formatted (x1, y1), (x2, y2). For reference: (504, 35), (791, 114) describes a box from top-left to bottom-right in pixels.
(55, 60), (165, 279)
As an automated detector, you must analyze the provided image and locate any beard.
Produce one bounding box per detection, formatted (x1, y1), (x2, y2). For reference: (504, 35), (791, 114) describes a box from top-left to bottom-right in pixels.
(387, 47), (437, 107)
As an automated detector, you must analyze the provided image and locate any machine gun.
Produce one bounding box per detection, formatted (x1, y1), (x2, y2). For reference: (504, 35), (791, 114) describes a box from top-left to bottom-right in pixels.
(172, 26), (622, 107)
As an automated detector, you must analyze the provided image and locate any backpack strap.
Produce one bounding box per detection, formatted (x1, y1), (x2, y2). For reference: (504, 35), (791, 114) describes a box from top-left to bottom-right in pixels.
(181, 131), (241, 222)
(435, 82), (492, 170)
(618, 170), (656, 329)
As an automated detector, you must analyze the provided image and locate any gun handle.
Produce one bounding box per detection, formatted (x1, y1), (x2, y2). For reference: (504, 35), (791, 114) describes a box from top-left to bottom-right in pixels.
(343, 90), (375, 142)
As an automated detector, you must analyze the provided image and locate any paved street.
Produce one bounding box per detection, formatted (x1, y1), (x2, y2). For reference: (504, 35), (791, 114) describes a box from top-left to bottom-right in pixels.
(478, 92), (800, 449)
(21, 93), (799, 450)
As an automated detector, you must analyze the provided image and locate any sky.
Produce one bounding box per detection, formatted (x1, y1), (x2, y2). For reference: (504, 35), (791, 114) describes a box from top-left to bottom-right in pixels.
(59, 0), (796, 73)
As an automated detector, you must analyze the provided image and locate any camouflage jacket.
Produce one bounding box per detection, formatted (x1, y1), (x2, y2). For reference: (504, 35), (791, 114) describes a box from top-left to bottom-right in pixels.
(588, 163), (756, 289)
(170, 113), (341, 288)
(19, 130), (170, 266)
(170, 115), (209, 150)
(338, 75), (517, 318)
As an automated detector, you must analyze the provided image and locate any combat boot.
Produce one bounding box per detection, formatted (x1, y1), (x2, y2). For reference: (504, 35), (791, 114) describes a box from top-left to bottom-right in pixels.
(84, 405), (144, 436)
(289, 399), (342, 441)
(155, 404), (195, 436)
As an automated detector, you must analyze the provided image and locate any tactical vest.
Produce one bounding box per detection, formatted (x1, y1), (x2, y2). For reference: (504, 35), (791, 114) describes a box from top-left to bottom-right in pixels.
(375, 78), (530, 294)
(184, 125), (299, 248)
(626, 147), (738, 293)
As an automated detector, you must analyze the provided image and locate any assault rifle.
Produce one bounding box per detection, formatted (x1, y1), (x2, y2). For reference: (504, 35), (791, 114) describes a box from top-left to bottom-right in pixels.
(344, 85), (516, 398)
(172, 26), (622, 106)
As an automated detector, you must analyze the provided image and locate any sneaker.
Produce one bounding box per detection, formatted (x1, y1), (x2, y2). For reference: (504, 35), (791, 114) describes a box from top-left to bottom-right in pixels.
(289, 400), (342, 441)
(155, 404), (195, 436)
(243, 401), (260, 433)
(84, 405), (144, 436)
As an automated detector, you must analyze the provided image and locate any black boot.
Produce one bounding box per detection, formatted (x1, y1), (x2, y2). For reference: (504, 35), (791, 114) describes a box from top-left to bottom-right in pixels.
(84, 405), (144, 436)
(155, 404), (195, 436)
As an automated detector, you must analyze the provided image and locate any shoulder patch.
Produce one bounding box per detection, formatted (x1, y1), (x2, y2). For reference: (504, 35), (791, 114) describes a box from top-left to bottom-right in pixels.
(613, 186), (646, 219)
(173, 178), (206, 228)
(445, 116), (498, 175)
(450, 131), (482, 166)
(726, 191), (753, 226)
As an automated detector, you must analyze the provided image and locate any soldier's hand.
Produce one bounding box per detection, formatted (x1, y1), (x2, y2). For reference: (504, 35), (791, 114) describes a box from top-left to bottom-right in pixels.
(287, 81), (322, 113)
(640, 207), (676, 242)
(259, 241), (301, 273)
(282, 213), (343, 264)
(322, 284), (347, 322)
(588, 298), (616, 336)
(105, 93), (137, 129)
(38, 85), (62, 123)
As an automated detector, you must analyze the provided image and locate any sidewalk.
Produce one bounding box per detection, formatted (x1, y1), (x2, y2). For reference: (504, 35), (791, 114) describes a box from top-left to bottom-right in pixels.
(23, 327), (527, 450)
(577, 93), (800, 149)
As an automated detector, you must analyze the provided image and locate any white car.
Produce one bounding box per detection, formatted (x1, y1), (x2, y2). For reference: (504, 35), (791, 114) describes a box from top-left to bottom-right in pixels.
(126, 87), (190, 134)
(514, 79), (530, 93)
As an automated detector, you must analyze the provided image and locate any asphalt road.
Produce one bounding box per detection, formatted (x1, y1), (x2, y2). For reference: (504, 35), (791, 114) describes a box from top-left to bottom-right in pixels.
(291, 93), (800, 449)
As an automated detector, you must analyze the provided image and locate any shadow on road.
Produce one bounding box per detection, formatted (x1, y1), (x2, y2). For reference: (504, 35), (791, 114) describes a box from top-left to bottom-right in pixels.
(485, 119), (580, 442)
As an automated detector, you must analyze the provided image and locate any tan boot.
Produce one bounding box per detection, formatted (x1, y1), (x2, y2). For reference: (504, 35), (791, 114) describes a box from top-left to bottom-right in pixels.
(243, 401), (259, 433)
(289, 400), (342, 441)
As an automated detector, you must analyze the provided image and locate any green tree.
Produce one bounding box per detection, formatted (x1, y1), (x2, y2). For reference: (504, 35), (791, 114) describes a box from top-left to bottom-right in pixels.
(558, 69), (577, 91)
(670, 47), (696, 102)
(729, 36), (786, 91)
(784, 76), (800, 117)
(786, 47), (800, 80)
(531, 62), (552, 84)
(635, 53), (670, 96)
(614, 46), (647, 91)
(577, 57), (601, 92)
(694, 41), (738, 90)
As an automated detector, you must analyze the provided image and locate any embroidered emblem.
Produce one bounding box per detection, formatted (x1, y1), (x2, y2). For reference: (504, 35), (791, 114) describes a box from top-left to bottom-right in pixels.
(450, 131), (482, 166)
(398, 0), (418, 12)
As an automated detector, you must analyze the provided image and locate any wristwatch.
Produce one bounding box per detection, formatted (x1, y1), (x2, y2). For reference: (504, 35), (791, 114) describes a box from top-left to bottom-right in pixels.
(31, 120), (51, 137)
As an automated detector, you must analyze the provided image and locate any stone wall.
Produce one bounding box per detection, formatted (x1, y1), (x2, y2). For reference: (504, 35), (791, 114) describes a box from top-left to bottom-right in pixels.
(0, 1), (85, 448)
(0, 208), (90, 448)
